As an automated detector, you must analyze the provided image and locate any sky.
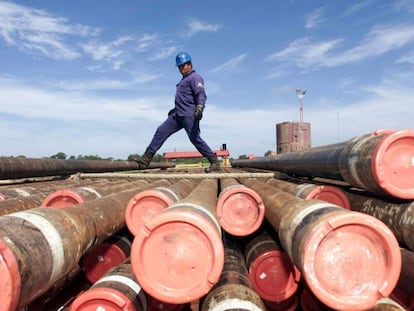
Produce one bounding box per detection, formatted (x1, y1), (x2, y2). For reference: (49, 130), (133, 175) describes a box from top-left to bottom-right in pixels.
(1, 0), (414, 160)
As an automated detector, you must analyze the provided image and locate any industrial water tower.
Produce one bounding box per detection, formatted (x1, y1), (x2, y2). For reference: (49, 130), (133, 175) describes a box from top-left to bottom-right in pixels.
(276, 88), (311, 153)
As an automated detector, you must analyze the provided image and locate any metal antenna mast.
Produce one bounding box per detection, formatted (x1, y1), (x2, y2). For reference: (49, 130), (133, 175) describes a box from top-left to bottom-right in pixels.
(295, 88), (306, 123)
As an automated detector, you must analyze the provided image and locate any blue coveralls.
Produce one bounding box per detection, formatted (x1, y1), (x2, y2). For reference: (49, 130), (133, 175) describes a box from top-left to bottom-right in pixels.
(146, 70), (216, 159)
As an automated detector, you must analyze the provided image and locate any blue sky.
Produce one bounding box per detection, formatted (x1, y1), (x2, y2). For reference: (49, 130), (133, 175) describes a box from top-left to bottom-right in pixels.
(1, 0), (414, 159)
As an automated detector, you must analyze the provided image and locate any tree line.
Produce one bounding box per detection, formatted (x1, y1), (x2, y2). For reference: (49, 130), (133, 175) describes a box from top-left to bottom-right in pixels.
(7, 150), (275, 162)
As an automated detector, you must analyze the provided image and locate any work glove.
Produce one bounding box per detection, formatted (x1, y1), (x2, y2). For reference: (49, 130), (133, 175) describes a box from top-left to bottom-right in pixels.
(193, 104), (204, 121)
(168, 108), (176, 116)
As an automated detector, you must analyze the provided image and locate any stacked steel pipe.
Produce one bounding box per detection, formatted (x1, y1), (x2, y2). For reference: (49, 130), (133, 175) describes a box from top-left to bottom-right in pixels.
(131, 178), (224, 304)
(343, 188), (414, 251)
(238, 178), (401, 310)
(0, 179), (170, 311)
(232, 129), (414, 199)
(125, 178), (198, 236)
(201, 235), (266, 311)
(216, 178), (265, 236)
(0, 157), (175, 179)
(265, 177), (351, 209)
(42, 179), (150, 208)
(80, 230), (133, 283)
(244, 230), (300, 310)
(69, 258), (148, 311)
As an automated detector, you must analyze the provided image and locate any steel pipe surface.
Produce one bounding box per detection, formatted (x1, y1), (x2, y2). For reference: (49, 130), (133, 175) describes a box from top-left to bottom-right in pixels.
(0, 179), (170, 310)
(131, 178), (224, 304)
(239, 178), (401, 310)
(233, 130), (414, 199)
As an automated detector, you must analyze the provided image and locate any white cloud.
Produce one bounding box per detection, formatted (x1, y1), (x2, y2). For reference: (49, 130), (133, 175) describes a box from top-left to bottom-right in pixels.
(0, 2), (99, 60)
(343, 1), (374, 16)
(265, 23), (414, 70)
(209, 53), (248, 74)
(305, 8), (325, 29)
(396, 50), (414, 65)
(185, 18), (221, 37)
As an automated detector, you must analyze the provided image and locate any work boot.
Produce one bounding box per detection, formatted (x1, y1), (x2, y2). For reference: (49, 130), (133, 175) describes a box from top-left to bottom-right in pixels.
(205, 156), (221, 173)
(130, 148), (154, 169)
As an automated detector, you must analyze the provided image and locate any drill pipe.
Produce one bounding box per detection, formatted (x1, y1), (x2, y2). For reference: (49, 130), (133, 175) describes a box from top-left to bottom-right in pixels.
(216, 178), (265, 236)
(80, 230), (133, 283)
(69, 258), (148, 311)
(201, 235), (266, 311)
(244, 230), (301, 303)
(125, 178), (199, 236)
(397, 248), (414, 299)
(239, 178), (401, 310)
(0, 179), (125, 216)
(0, 157), (174, 180)
(0, 179), (170, 311)
(343, 188), (414, 251)
(265, 178), (350, 209)
(131, 178), (224, 304)
(0, 178), (103, 200)
(42, 179), (150, 208)
(232, 130), (414, 199)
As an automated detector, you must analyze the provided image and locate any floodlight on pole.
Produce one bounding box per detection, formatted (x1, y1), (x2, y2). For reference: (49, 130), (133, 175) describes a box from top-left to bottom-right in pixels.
(296, 88), (306, 122)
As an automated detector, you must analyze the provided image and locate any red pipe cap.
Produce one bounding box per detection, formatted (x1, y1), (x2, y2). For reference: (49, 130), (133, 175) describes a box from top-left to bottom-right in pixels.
(304, 185), (351, 210)
(302, 211), (402, 310)
(249, 250), (300, 302)
(216, 186), (265, 236)
(81, 242), (129, 283)
(41, 189), (85, 208)
(0, 239), (21, 311)
(125, 190), (175, 236)
(371, 130), (414, 199)
(68, 287), (139, 311)
(130, 209), (224, 304)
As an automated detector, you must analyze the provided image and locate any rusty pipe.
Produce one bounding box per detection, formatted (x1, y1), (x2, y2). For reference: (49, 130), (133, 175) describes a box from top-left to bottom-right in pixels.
(69, 258), (147, 311)
(131, 178), (224, 304)
(244, 230), (301, 303)
(344, 188), (414, 251)
(42, 179), (150, 208)
(0, 157), (174, 180)
(233, 130), (414, 199)
(0, 179), (170, 311)
(201, 235), (266, 311)
(80, 230), (133, 283)
(239, 178), (401, 310)
(265, 178), (350, 209)
(0, 179), (129, 216)
(216, 178), (265, 236)
(125, 178), (198, 236)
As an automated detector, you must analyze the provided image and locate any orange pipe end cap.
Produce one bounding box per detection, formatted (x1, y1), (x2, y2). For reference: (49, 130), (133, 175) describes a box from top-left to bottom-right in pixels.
(41, 190), (85, 208)
(302, 211), (402, 310)
(125, 190), (175, 236)
(372, 130), (414, 199)
(81, 242), (129, 283)
(0, 239), (21, 311)
(249, 250), (300, 302)
(304, 186), (351, 209)
(130, 209), (224, 304)
(216, 187), (264, 236)
(68, 287), (137, 311)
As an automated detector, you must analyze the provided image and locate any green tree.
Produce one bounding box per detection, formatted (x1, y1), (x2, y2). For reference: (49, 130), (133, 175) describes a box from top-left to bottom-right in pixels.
(50, 152), (67, 159)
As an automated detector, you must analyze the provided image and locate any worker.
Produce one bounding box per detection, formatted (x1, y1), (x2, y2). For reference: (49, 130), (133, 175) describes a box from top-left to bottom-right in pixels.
(132, 51), (221, 173)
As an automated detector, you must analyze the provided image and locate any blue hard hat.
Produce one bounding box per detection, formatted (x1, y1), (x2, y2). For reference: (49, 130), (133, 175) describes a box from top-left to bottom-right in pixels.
(175, 52), (192, 66)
